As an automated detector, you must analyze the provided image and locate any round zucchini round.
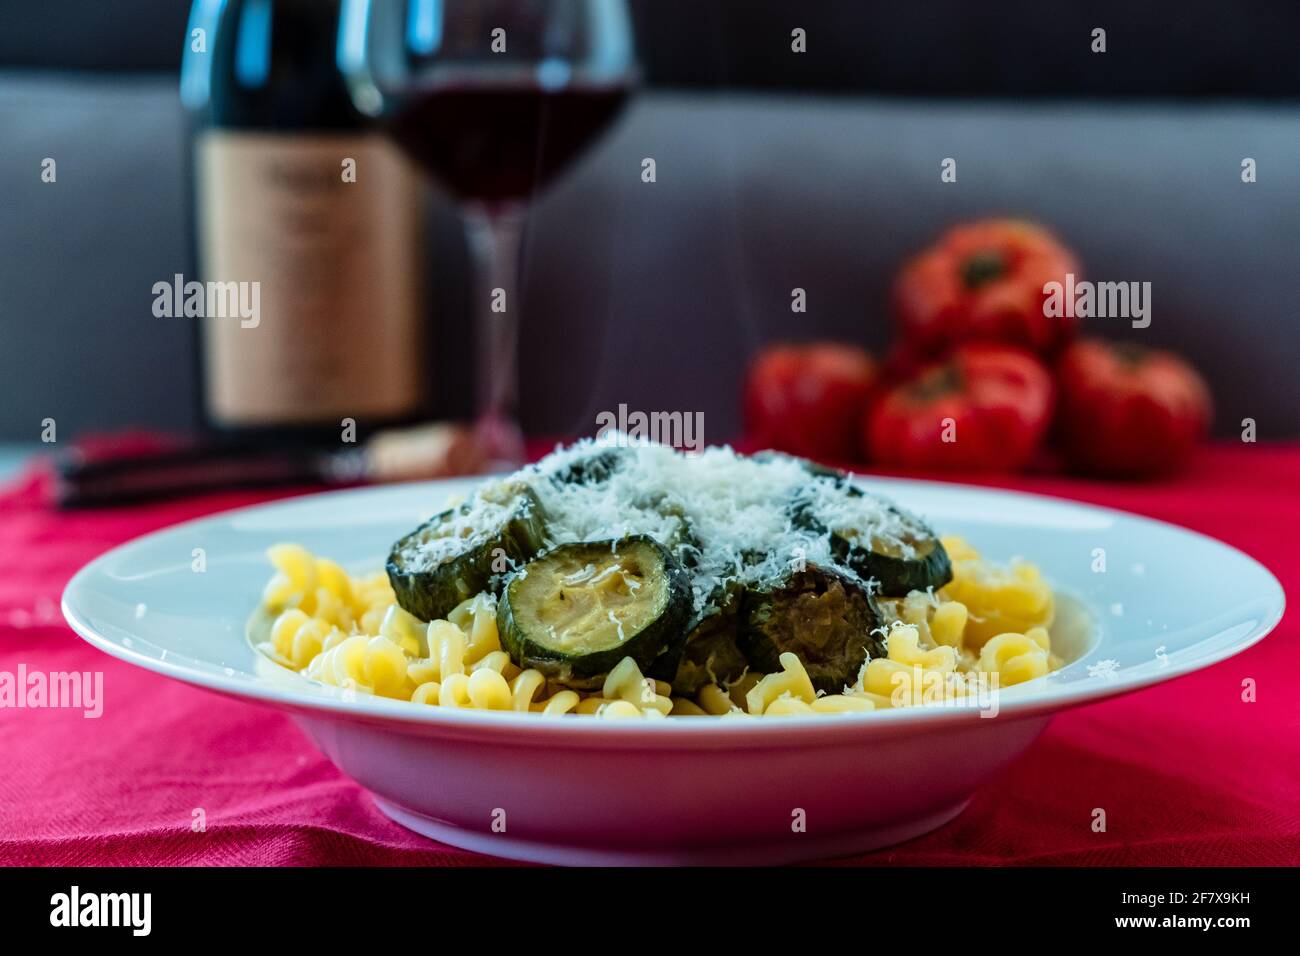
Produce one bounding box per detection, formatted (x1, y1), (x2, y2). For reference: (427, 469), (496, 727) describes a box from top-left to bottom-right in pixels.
(386, 480), (548, 623)
(738, 564), (885, 694)
(751, 449), (860, 491)
(548, 446), (630, 487)
(786, 471), (952, 597)
(663, 582), (749, 696)
(497, 536), (692, 689)
(828, 505), (952, 597)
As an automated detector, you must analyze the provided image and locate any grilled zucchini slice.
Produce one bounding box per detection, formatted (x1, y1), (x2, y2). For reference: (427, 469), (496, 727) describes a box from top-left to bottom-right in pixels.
(548, 446), (630, 487)
(751, 449), (859, 490)
(386, 480), (548, 622)
(497, 536), (692, 689)
(786, 469), (952, 597)
(827, 504), (952, 597)
(663, 583), (749, 696)
(738, 564), (885, 693)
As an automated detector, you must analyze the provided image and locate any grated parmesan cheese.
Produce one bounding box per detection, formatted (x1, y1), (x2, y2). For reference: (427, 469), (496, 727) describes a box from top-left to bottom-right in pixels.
(408, 435), (933, 617)
(516, 435), (927, 615)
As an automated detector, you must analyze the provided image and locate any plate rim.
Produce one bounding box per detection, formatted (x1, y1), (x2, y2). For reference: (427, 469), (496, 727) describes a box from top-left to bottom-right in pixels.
(61, 474), (1287, 742)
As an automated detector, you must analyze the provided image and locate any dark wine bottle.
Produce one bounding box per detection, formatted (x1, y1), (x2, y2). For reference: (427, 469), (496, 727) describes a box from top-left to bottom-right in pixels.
(181, 0), (425, 441)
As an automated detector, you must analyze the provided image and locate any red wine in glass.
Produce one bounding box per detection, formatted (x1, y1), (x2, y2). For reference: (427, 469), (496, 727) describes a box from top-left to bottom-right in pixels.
(339, 0), (638, 466)
(387, 81), (630, 202)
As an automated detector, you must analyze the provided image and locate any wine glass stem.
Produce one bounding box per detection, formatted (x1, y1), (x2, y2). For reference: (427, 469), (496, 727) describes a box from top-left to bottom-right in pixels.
(464, 202), (526, 468)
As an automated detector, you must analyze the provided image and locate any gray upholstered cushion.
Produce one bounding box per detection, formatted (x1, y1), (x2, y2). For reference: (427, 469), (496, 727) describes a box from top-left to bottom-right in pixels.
(1, 74), (1297, 440)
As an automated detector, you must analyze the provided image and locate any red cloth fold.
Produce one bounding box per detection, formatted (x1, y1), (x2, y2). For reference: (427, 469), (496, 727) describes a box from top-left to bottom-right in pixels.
(1, 444), (1296, 865)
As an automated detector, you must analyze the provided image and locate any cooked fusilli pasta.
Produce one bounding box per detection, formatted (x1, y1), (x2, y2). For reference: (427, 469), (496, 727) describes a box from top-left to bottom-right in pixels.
(255, 535), (1060, 718)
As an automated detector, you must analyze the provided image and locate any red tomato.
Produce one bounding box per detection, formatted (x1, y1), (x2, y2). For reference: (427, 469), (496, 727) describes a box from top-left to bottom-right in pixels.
(743, 343), (877, 461)
(866, 344), (1053, 471)
(1057, 339), (1212, 477)
(893, 219), (1080, 357)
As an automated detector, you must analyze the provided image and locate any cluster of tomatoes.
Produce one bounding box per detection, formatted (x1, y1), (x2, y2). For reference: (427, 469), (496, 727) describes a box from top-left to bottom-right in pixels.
(744, 219), (1213, 478)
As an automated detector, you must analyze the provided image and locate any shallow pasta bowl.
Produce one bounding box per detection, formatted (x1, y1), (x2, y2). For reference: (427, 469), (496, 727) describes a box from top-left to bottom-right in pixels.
(63, 477), (1284, 865)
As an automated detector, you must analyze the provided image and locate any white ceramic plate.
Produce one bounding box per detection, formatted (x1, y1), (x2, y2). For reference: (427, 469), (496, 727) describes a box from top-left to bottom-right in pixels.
(63, 477), (1284, 865)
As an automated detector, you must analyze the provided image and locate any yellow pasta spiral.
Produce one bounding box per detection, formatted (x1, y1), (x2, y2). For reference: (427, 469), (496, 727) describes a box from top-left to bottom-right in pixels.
(939, 537), (1054, 646)
(257, 540), (1061, 719)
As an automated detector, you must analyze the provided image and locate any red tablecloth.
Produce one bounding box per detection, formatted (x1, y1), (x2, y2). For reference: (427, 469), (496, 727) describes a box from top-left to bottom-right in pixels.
(1, 443), (1296, 866)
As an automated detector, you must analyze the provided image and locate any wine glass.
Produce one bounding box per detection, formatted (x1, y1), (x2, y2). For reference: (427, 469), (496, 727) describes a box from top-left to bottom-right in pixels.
(338, 0), (638, 467)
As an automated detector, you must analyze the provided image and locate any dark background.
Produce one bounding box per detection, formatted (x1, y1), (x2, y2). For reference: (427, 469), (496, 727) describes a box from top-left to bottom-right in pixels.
(1, 1), (1298, 442)
(5, 1), (1299, 98)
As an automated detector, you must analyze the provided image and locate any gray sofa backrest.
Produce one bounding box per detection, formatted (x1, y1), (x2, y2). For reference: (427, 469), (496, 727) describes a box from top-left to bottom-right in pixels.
(2, 75), (1297, 441)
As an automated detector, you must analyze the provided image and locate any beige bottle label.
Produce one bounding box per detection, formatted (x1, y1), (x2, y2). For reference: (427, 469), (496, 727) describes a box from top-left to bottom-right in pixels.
(197, 130), (424, 426)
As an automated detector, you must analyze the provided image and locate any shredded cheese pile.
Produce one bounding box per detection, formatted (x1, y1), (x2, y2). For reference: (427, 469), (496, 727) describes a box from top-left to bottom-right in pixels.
(512, 436), (924, 613)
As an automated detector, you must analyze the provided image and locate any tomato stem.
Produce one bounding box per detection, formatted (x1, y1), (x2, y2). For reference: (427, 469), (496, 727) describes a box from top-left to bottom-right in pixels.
(961, 250), (1006, 289)
(1110, 341), (1150, 367)
(908, 361), (963, 400)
